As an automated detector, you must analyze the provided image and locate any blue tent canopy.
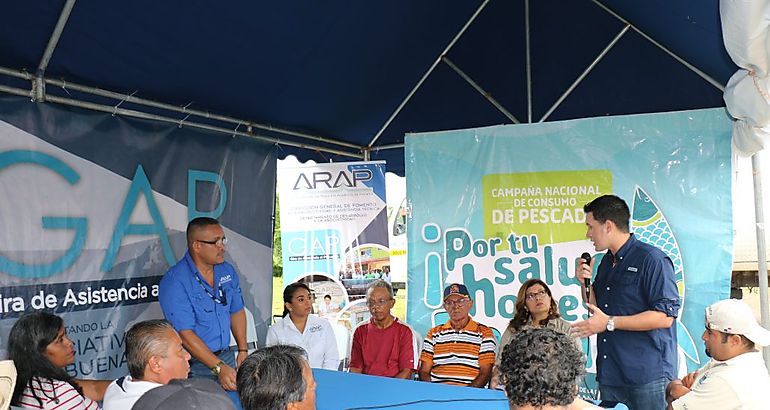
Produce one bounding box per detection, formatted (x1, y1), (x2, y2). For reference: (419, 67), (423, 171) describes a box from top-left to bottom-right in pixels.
(0, 0), (735, 175)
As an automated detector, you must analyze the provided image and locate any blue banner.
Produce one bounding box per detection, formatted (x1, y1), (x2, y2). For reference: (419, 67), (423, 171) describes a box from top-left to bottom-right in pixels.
(405, 108), (733, 384)
(0, 96), (276, 379)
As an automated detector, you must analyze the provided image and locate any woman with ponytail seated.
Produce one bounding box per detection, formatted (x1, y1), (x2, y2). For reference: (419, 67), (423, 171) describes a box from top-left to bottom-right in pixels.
(266, 282), (339, 370)
(9, 312), (109, 409)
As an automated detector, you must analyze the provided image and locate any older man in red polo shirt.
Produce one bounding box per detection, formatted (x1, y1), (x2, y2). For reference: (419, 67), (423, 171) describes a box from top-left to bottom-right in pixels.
(349, 280), (416, 379)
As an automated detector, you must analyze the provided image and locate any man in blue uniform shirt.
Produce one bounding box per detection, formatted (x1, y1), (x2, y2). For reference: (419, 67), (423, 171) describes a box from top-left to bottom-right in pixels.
(572, 195), (680, 410)
(159, 217), (248, 407)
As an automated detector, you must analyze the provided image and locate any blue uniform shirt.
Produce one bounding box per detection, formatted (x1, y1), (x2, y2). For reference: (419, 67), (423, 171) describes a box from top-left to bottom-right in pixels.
(159, 251), (245, 352)
(592, 234), (681, 387)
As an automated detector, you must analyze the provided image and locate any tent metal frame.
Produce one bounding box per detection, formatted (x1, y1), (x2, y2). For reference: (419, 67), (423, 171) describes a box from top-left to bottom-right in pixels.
(367, 0), (492, 148)
(539, 24), (631, 123)
(0, 1), (366, 160)
(0, 68), (364, 158)
(0, 0), (732, 156)
(363, 0), (728, 150)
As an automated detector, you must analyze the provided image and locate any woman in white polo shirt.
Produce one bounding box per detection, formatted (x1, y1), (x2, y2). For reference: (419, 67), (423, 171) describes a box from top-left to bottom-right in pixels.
(266, 282), (339, 370)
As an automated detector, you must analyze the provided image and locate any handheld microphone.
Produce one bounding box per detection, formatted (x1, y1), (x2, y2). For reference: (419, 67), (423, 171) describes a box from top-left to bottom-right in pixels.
(580, 252), (592, 302)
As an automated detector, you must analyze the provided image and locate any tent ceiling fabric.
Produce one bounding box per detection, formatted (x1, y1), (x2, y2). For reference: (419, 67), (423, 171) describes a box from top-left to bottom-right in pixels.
(0, 0), (736, 175)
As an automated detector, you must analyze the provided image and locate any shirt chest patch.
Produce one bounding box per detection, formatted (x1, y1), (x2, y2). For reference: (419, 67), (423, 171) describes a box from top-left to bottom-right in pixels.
(219, 274), (232, 285)
(307, 324), (323, 333)
(627, 266), (638, 272)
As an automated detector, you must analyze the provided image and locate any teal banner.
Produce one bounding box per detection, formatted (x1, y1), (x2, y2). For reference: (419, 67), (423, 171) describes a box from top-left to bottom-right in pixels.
(405, 108), (733, 388)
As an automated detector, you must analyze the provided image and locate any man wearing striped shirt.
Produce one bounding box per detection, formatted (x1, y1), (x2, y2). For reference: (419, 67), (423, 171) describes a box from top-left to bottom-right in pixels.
(418, 283), (496, 387)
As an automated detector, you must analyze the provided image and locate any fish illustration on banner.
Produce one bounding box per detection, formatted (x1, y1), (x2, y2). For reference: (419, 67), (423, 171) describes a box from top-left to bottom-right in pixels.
(631, 185), (700, 366)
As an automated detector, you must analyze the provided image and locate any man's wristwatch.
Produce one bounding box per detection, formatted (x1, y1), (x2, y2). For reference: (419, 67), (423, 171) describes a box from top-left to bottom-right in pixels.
(606, 316), (616, 332)
(211, 360), (225, 376)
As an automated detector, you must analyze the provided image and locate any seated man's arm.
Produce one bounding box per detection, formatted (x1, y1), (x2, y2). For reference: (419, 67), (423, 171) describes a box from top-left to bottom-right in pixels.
(75, 379), (111, 401)
(468, 327), (496, 388)
(394, 368), (413, 379)
(321, 322), (340, 371)
(417, 360), (432, 382)
(468, 363), (493, 388)
(348, 325), (365, 373)
(668, 374), (736, 410)
(666, 379), (691, 407)
(667, 370), (698, 405)
(418, 331), (434, 382)
(488, 366), (501, 389)
(394, 325), (416, 379)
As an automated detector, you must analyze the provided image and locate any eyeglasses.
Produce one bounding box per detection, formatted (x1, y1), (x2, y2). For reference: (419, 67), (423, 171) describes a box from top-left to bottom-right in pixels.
(197, 237), (228, 246)
(444, 298), (470, 308)
(367, 298), (393, 308)
(525, 290), (548, 301)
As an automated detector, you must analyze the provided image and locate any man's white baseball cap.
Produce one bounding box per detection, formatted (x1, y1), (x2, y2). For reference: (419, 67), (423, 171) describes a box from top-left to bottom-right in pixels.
(706, 299), (770, 347)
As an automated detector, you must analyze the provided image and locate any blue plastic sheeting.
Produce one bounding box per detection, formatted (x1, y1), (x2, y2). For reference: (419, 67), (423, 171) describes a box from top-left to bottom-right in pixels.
(0, 1), (735, 175)
(314, 369), (629, 409)
(314, 369), (508, 410)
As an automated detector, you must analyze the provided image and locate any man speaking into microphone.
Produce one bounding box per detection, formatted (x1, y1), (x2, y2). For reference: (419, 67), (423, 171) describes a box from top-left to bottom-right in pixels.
(571, 195), (680, 410)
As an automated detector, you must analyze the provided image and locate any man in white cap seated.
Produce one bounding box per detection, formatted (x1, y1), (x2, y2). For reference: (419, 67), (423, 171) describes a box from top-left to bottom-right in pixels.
(666, 298), (770, 410)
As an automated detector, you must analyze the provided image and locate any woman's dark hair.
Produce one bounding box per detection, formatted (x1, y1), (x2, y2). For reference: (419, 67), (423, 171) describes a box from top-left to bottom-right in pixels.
(8, 312), (83, 406)
(509, 279), (560, 331)
(281, 282), (312, 317)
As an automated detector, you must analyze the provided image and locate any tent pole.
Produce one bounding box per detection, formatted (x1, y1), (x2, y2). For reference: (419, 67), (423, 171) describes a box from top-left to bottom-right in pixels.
(525, 0), (532, 123)
(0, 89), (365, 159)
(592, 0), (725, 92)
(44, 77), (358, 150)
(35, 0), (76, 102)
(442, 56), (519, 124)
(0, 84), (33, 99)
(367, 0), (492, 148)
(374, 143), (404, 151)
(539, 24), (629, 122)
(0, 64), (359, 151)
(0, 66), (32, 80)
(751, 153), (770, 370)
